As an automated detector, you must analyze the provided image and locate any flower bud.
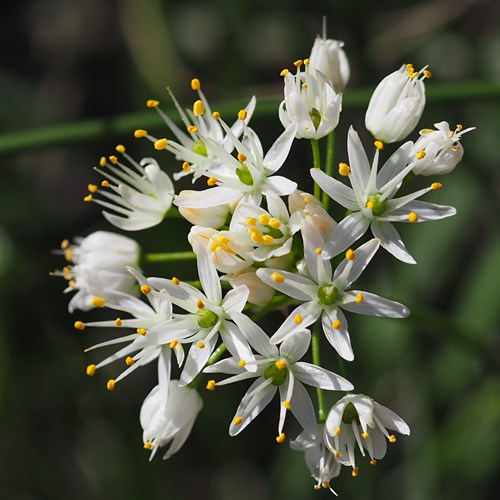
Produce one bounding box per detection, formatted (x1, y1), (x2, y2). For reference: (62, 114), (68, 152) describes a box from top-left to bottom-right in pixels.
(227, 270), (275, 306)
(177, 190), (229, 228)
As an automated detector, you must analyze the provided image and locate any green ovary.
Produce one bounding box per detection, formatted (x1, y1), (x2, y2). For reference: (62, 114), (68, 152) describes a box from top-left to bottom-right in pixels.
(342, 402), (361, 424)
(192, 140), (208, 156)
(366, 193), (387, 216)
(264, 363), (288, 386)
(236, 165), (254, 186)
(196, 308), (219, 328)
(317, 284), (339, 305)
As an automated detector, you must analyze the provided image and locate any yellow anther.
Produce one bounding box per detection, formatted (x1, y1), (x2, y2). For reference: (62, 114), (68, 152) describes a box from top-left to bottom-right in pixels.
(237, 152), (247, 162)
(332, 319), (341, 330)
(294, 314), (303, 324)
(276, 433), (286, 444)
(171, 277), (180, 285)
(416, 149), (426, 159)
(345, 248), (356, 260)
(169, 340), (179, 349)
(271, 272), (285, 283)
(210, 112), (220, 121)
(303, 58), (309, 65)
(193, 99), (205, 116)
(88, 184), (98, 193)
(268, 218), (281, 229)
(182, 161), (191, 172)
(99, 156), (107, 167)
(196, 299), (205, 309)
(64, 248), (74, 262)
(374, 140), (384, 150)
(136, 328), (147, 336)
(233, 416), (243, 425)
(408, 212), (419, 223)
(106, 379), (116, 391)
(191, 78), (201, 90)
(238, 360), (246, 367)
(258, 213), (270, 225)
(109, 155), (118, 164)
(83, 194), (93, 202)
(321, 481), (329, 489)
(134, 129), (148, 138)
(74, 321), (85, 331)
(207, 177), (218, 186)
(334, 450), (341, 458)
(115, 318), (122, 327)
(370, 459), (377, 465)
(280, 69), (290, 78)
(86, 364), (96, 376)
(293, 59), (303, 67)
(144, 441), (153, 450)
(140, 284), (152, 295)
(125, 356), (135, 366)
(366, 200), (375, 209)
(262, 235), (275, 245)
(314, 485), (321, 491)
(146, 99), (159, 108)
(339, 162), (350, 176)
(91, 297), (106, 308)
(456, 123), (463, 131)
(389, 434), (397, 443)
(423, 69), (432, 79)
(238, 109), (247, 121)
(249, 229), (263, 243)
(355, 293), (364, 303)
(197, 341), (205, 349)
(301, 82), (308, 89)
(115, 144), (126, 154)
(431, 182), (442, 190)
(283, 400), (291, 410)
(352, 467), (359, 477)
(61, 239), (70, 249)
(362, 432), (369, 439)
(154, 138), (168, 150)
(187, 125), (198, 134)
(334, 427), (342, 436)
(275, 360), (287, 370)
(246, 217), (257, 226)
(101, 180), (110, 188)
(206, 379), (216, 391)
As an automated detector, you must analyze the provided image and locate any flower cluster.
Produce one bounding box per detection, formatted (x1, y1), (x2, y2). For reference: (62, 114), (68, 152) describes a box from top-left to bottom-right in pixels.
(54, 26), (472, 494)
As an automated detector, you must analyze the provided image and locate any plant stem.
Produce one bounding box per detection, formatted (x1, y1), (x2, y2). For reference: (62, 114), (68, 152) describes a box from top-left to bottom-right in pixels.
(311, 322), (326, 423)
(144, 251), (196, 263)
(311, 139), (322, 200)
(322, 131), (336, 210)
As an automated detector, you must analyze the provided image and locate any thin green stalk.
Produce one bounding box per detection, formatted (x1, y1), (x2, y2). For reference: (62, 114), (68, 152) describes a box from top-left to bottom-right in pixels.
(144, 251), (196, 263)
(311, 322), (326, 423)
(311, 138), (322, 200)
(322, 131), (336, 210)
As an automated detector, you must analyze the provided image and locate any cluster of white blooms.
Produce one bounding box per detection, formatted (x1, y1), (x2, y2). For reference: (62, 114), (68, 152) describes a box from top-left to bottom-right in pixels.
(54, 26), (473, 494)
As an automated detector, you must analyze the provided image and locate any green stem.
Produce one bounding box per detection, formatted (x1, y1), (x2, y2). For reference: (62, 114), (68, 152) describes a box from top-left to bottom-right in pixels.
(311, 322), (326, 423)
(144, 251), (196, 263)
(311, 139), (322, 200)
(322, 131), (336, 210)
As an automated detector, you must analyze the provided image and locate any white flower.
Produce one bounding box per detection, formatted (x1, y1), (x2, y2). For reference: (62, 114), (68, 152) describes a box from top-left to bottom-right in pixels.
(146, 240), (255, 386)
(308, 32), (350, 93)
(205, 320), (353, 440)
(324, 394), (410, 473)
(290, 424), (341, 494)
(311, 127), (456, 263)
(89, 148), (174, 231)
(411, 121), (475, 176)
(141, 380), (203, 460)
(365, 64), (429, 143)
(279, 59), (342, 140)
(55, 231), (141, 313)
(257, 221), (409, 361)
(140, 80), (256, 181)
(174, 120), (297, 209)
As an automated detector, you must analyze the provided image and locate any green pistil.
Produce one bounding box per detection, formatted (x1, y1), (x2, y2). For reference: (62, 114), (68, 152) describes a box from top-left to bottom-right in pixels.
(317, 284), (339, 305)
(264, 226), (284, 239)
(236, 165), (254, 185)
(367, 192), (387, 216)
(264, 362), (288, 386)
(192, 140), (207, 156)
(310, 108), (322, 130)
(342, 402), (361, 424)
(196, 308), (219, 329)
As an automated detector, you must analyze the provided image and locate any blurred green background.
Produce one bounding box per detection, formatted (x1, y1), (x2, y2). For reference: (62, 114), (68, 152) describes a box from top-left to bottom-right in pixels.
(1, 0), (499, 499)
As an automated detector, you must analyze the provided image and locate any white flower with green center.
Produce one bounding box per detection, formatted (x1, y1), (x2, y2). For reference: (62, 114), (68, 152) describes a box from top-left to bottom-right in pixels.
(365, 63), (429, 143)
(324, 394), (410, 474)
(141, 380), (203, 460)
(229, 192), (301, 262)
(257, 221), (409, 360)
(279, 58), (342, 140)
(146, 240), (255, 386)
(310, 127), (456, 263)
(204, 317), (353, 441)
(139, 79), (256, 181)
(54, 231), (141, 313)
(89, 147), (174, 231)
(174, 119), (297, 210)
(411, 121), (475, 176)
(290, 424), (341, 494)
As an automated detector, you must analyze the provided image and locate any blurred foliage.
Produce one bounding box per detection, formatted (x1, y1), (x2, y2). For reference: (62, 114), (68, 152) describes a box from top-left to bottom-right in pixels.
(0, 0), (499, 499)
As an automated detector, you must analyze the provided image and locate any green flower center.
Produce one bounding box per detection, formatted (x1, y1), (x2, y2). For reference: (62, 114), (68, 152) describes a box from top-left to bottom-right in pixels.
(192, 140), (207, 157)
(310, 108), (322, 130)
(366, 193), (387, 216)
(317, 284), (339, 306)
(196, 308), (219, 329)
(236, 165), (254, 186)
(342, 402), (361, 424)
(264, 360), (288, 386)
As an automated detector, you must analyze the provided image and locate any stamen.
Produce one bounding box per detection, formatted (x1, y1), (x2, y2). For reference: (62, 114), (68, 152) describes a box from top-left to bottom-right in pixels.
(315, 247), (323, 255)
(238, 109), (247, 120)
(212, 111), (220, 119)
(416, 149), (426, 159)
(275, 360), (287, 370)
(366, 200), (374, 209)
(423, 69), (432, 78)
(283, 400), (291, 410)
(191, 78), (201, 90)
(334, 450), (341, 458)
(74, 321), (85, 331)
(83, 194), (93, 202)
(86, 364), (96, 376)
(280, 69), (289, 77)
(169, 340), (179, 349)
(207, 177), (218, 187)
(140, 284), (152, 295)
(389, 434), (397, 443)
(408, 212), (419, 223)
(134, 129), (148, 138)
(197, 341), (205, 349)
(146, 99), (159, 108)
(374, 140), (384, 150)
(125, 356), (135, 366)
(61, 239), (69, 249)
(144, 441), (153, 450)
(237, 152), (247, 162)
(101, 180), (110, 188)
(332, 320), (341, 330)
(172, 277), (180, 285)
(193, 99), (204, 116)
(276, 433), (286, 444)
(91, 297), (106, 308)
(115, 144), (125, 154)
(106, 379), (116, 391)
(246, 217), (257, 226)
(258, 213), (270, 225)
(345, 248), (356, 260)
(182, 161), (190, 172)
(99, 156), (107, 167)
(370, 459), (377, 465)
(262, 235), (274, 244)
(206, 380), (216, 391)
(339, 162), (350, 176)
(115, 318), (122, 326)
(136, 328), (147, 336)
(271, 272), (285, 283)
(196, 299), (205, 309)
(294, 314), (303, 324)
(154, 138), (168, 150)
(293, 59), (303, 67)
(361, 432), (369, 439)
(321, 482), (329, 490)
(352, 467), (359, 477)
(431, 182), (442, 190)
(233, 416), (243, 425)
(334, 427), (342, 436)
(88, 184), (98, 193)
(268, 218), (281, 229)
(301, 82), (308, 89)
(238, 360), (246, 367)
(187, 125), (198, 134)
(355, 293), (364, 303)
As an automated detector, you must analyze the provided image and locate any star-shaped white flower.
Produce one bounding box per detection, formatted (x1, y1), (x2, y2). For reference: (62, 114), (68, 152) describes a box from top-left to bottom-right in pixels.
(311, 126), (456, 263)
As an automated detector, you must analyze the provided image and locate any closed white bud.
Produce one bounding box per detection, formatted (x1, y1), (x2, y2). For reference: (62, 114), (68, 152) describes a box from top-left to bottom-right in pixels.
(309, 36), (350, 92)
(227, 270), (275, 306)
(177, 190), (229, 228)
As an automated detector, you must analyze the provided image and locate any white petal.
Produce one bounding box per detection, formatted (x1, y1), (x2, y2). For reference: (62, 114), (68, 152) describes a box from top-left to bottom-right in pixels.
(263, 123), (297, 173)
(347, 127), (370, 197)
(179, 335), (218, 386)
(280, 329), (311, 362)
(294, 362), (353, 391)
(256, 268), (316, 301)
(222, 285), (249, 315)
(193, 240), (222, 304)
(373, 401), (410, 435)
(371, 220), (416, 264)
(323, 211), (370, 259)
(309, 169), (359, 211)
(342, 291), (410, 318)
(288, 380), (317, 437)
(231, 311), (278, 358)
(322, 309), (354, 361)
(220, 321), (255, 371)
(270, 304), (321, 344)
